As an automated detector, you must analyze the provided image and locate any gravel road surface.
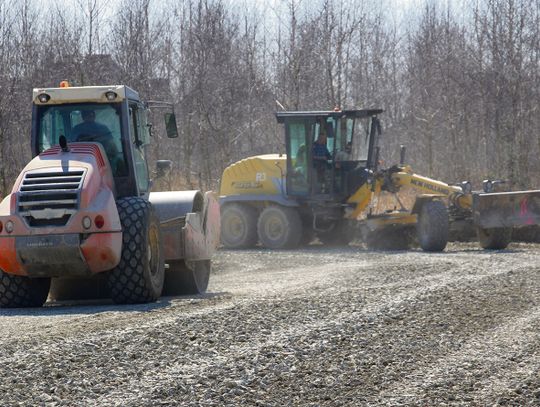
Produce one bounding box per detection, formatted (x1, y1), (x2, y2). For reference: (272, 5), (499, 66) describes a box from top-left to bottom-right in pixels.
(1, 243), (539, 406)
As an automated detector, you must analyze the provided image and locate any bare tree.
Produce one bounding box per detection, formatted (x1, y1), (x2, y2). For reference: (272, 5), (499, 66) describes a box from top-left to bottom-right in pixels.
(0, 0), (538, 195)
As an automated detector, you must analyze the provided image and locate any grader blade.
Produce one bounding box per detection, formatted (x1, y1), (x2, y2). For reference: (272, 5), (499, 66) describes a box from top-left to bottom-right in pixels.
(473, 190), (540, 229)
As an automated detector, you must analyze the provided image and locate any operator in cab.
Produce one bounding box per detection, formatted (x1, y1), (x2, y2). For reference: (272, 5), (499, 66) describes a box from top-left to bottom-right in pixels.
(72, 109), (123, 175)
(312, 118), (332, 191)
(72, 109), (113, 141)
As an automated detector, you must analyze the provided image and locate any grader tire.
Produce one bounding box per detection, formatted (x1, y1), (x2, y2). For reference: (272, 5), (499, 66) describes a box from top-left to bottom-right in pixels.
(477, 227), (512, 250)
(257, 206), (302, 249)
(0, 270), (50, 308)
(162, 260), (211, 296)
(107, 197), (165, 304)
(221, 203), (258, 249)
(417, 200), (449, 252)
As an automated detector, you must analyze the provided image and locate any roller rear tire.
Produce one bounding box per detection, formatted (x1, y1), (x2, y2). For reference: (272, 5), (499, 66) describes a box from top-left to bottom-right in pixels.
(0, 270), (50, 308)
(107, 197), (165, 304)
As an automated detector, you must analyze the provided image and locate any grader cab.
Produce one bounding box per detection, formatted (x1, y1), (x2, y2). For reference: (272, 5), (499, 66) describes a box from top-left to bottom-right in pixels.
(0, 83), (220, 308)
(219, 109), (540, 251)
(220, 110), (381, 248)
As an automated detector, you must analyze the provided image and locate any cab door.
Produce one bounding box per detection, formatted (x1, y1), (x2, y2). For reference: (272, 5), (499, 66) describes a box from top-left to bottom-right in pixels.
(285, 119), (313, 197)
(128, 102), (150, 196)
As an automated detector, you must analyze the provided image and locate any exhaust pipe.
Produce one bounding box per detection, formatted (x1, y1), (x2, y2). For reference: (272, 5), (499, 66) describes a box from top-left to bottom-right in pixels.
(399, 145), (406, 165)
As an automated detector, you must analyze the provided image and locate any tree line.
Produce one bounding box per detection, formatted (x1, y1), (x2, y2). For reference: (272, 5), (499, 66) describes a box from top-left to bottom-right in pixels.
(0, 0), (538, 195)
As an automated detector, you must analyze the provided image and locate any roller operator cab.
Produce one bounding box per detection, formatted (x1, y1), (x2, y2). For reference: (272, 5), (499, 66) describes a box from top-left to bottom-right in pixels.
(0, 84), (220, 308)
(219, 109), (382, 249)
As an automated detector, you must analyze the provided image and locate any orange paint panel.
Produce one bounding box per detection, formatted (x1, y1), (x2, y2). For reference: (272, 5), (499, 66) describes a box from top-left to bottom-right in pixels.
(0, 237), (25, 276)
(80, 232), (122, 273)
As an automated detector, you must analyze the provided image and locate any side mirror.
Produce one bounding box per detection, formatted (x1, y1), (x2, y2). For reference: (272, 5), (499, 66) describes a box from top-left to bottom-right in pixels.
(156, 160), (172, 178)
(164, 113), (179, 138)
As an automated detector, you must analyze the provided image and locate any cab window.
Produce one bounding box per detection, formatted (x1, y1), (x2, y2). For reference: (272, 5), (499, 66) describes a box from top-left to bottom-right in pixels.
(37, 103), (127, 176)
(286, 122), (310, 195)
(129, 104), (150, 194)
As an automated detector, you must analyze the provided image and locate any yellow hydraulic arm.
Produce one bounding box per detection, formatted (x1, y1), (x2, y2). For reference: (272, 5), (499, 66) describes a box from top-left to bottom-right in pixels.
(346, 164), (472, 220)
(389, 165), (472, 209)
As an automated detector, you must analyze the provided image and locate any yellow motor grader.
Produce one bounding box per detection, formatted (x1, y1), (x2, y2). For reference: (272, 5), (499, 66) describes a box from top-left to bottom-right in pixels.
(0, 83), (220, 308)
(219, 109), (540, 250)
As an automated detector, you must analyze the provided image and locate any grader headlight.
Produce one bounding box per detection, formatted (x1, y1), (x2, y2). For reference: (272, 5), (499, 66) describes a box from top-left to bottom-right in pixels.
(37, 93), (51, 103)
(105, 91), (118, 101)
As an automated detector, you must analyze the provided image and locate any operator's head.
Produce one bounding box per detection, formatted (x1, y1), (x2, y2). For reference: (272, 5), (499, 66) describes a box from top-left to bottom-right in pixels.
(81, 110), (96, 122)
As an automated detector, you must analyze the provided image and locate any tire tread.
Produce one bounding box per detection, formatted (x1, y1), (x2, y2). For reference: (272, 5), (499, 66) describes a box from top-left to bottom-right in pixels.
(0, 271), (50, 308)
(221, 203), (258, 248)
(107, 197), (164, 304)
(417, 200), (449, 252)
(257, 206), (302, 249)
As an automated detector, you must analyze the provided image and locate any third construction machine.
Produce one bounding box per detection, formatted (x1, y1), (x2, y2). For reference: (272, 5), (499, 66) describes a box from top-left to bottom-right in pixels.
(219, 109), (540, 251)
(0, 83), (219, 308)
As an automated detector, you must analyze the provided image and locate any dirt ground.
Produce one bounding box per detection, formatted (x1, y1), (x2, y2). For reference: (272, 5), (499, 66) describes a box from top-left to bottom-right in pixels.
(1, 242), (540, 406)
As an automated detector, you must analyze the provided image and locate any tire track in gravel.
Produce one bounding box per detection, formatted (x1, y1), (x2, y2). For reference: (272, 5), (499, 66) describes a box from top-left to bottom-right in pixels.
(211, 250), (540, 406)
(93, 252), (540, 405)
(336, 264), (540, 405)
(381, 305), (540, 406)
(0, 292), (236, 341)
(1, 245), (540, 406)
(0, 253), (450, 405)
